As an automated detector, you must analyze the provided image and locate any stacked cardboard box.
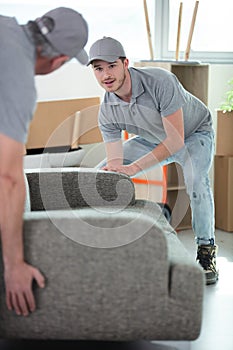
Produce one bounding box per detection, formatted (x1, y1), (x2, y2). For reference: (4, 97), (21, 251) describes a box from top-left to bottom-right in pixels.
(214, 110), (233, 231)
(26, 97), (100, 151)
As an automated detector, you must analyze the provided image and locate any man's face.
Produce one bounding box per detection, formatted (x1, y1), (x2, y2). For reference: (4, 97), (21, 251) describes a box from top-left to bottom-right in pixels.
(92, 58), (128, 93)
(35, 49), (70, 75)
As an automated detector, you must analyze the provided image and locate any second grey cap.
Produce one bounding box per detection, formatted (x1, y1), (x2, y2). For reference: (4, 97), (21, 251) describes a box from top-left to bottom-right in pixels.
(87, 36), (126, 66)
(36, 7), (88, 64)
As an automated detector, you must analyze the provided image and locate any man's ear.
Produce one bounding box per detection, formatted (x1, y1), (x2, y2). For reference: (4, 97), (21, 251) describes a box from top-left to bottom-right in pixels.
(123, 58), (129, 69)
(50, 55), (70, 70)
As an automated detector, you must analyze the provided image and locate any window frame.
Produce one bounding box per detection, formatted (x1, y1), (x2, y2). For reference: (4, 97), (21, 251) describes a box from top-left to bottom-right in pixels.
(154, 0), (233, 64)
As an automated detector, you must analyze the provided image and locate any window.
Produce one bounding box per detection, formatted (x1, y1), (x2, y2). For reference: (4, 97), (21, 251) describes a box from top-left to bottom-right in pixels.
(1, 0), (232, 64)
(155, 0), (233, 63)
(0, 0), (155, 64)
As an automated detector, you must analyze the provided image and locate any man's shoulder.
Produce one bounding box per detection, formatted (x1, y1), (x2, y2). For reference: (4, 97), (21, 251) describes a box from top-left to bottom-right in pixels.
(0, 15), (25, 55)
(129, 67), (175, 93)
(129, 66), (172, 77)
(0, 15), (19, 35)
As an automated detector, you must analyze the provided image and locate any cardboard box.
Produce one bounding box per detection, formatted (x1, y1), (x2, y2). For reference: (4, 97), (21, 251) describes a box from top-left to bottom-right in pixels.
(214, 155), (233, 232)
(133, 167), (164, 203)
(26, 97), (100, 151)
(166, 188), (192, 231)
(216, 110), (233, 155)
(134, 62), (209, 104)
(166, 163), (191, 230)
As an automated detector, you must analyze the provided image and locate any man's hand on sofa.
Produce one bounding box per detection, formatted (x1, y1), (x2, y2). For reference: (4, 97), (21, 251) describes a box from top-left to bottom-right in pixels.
(4, 261), (45, 316)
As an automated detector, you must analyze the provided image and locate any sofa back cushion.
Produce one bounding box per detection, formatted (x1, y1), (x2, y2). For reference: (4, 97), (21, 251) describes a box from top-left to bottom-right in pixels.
(26, 168), (135, 211)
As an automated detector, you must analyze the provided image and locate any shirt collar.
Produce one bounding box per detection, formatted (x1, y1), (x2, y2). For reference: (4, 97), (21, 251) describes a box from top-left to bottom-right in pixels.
(129, 67), (145, 101)
(105, 67), (145, 105)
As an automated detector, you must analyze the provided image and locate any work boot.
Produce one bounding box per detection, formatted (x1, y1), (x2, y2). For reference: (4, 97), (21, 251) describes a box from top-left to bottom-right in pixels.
(196, 245), (219, 285)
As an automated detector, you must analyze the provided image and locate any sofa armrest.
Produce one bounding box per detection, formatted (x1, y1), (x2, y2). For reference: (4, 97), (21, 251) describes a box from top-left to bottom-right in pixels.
(25, 167), (135, 211)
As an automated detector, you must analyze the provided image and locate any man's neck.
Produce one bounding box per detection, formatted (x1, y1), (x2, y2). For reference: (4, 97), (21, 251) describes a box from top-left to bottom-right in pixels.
(115, 69), (132, 103)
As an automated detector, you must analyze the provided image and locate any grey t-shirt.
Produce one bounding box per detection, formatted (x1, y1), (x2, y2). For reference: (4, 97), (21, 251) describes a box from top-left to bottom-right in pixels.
(0, 15), (37, 144)
(99, 67), (213, 144)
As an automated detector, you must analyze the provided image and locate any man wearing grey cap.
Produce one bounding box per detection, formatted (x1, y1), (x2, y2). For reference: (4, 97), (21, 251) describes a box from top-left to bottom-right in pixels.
(0, 7), (88, 316)
(88, 36), (218, 286)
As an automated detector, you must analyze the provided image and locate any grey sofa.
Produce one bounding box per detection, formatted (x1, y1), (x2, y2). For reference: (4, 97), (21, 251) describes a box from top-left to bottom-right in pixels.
(0, 168), (204, 341)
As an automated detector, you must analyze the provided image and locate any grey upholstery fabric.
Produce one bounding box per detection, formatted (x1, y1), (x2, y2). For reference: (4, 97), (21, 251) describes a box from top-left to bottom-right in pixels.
(26, 168), (135, 211)
(0, 168), (204, 341)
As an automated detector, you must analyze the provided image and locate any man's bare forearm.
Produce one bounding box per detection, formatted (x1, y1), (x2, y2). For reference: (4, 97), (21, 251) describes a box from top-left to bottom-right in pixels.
(0, 173), (25, 268)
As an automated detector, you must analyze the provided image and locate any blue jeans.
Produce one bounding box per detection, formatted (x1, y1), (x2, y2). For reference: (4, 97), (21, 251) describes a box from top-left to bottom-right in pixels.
(97, 130), (215, 245)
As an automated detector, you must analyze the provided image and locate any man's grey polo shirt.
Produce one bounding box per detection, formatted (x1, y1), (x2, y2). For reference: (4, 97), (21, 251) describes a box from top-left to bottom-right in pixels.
(0, 15), (36, 144)
(99, 67), (213, 144)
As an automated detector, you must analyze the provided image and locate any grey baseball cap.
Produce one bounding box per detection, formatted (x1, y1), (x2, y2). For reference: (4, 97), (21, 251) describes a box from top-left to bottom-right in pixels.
(36, 7), (88, 65)
(87, 36), (126, 66)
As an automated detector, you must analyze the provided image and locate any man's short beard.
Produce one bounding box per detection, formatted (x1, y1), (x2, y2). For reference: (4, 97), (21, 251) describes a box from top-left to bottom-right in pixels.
(114, 70), (126, 92)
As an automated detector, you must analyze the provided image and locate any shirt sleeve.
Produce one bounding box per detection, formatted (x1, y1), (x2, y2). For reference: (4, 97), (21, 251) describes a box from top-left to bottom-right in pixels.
(98, 103), (122, 143)
(157, 73), (187, 117)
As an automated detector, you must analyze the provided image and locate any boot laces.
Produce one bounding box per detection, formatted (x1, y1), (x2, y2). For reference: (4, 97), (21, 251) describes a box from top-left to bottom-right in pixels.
(197, 246), (216, 271)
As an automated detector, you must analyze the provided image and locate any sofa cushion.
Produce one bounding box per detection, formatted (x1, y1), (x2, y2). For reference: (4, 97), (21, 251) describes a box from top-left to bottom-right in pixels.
(0, 209), (169, 340)
(0, 205), (204, 340)
(25, 168), (135, 211)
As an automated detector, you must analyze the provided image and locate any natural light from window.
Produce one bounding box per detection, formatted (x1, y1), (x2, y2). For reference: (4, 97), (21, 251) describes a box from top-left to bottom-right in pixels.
(169, 0), (233, 52)
(0, 0), (155, 64)
(1, 0), (232, 63)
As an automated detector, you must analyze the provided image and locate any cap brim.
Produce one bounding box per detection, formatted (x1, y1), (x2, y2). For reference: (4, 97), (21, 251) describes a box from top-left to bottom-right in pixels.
(75, 49), (88, 65)
(86, 55), (120, 66)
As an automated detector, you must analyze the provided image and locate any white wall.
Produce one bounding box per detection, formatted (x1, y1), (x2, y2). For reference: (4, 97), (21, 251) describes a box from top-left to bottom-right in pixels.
(35, 61), (106, 168)
(35, 61), (104, 101)
(208, 64), (233, 132)
(36, 61), (233, 122)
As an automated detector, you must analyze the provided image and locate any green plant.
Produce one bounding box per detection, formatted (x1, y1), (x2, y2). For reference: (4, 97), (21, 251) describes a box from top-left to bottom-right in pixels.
(219, 78), (233, 112)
